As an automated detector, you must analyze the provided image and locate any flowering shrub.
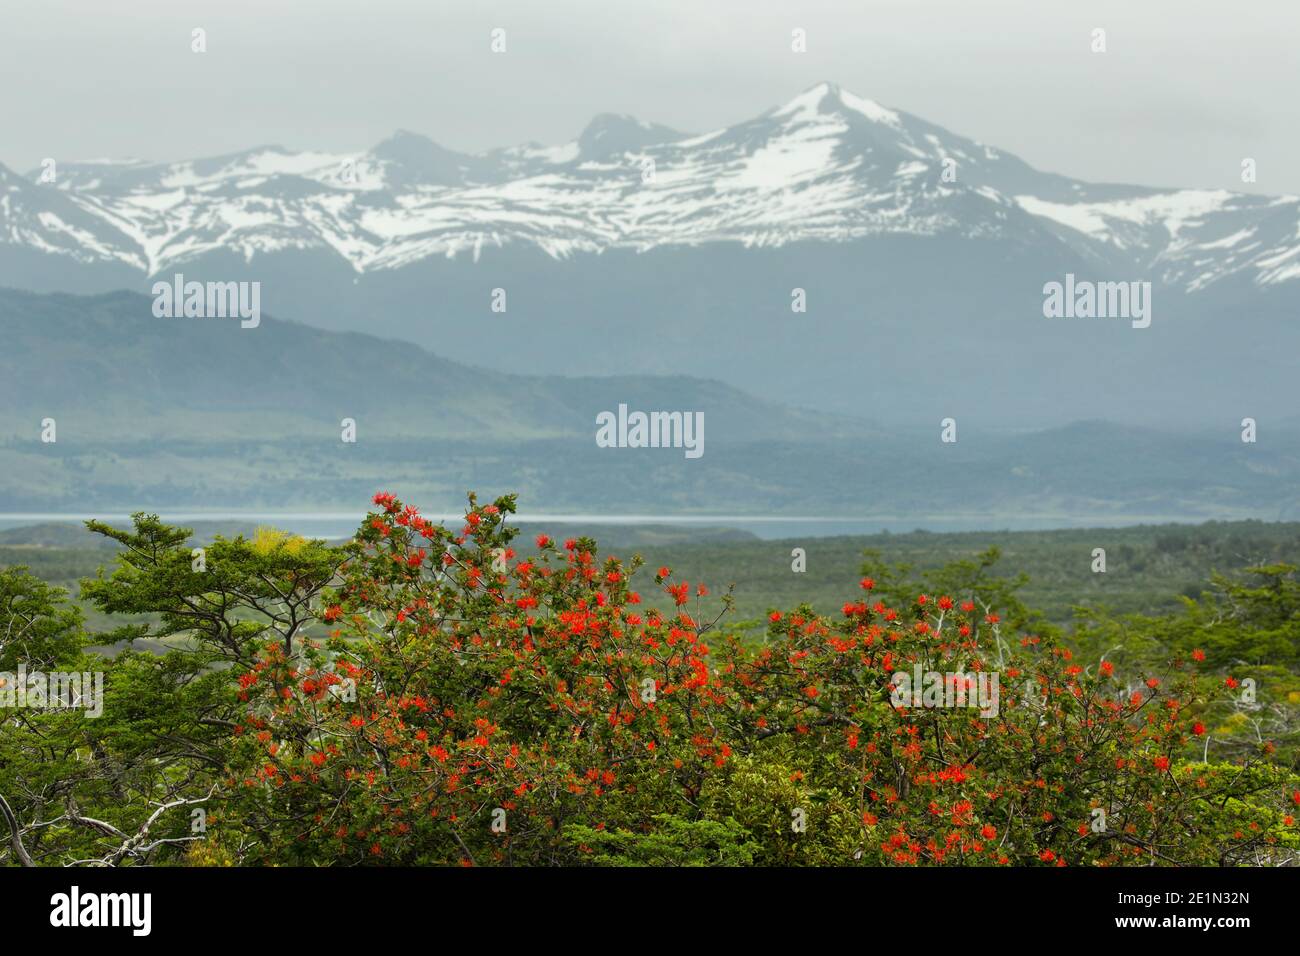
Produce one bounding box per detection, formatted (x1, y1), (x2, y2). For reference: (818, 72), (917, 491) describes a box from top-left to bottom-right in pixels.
(215, 493), (1300, 867)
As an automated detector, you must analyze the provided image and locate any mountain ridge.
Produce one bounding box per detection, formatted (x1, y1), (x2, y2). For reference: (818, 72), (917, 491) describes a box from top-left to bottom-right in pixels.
(4, 81), (1296, 292)
(1, 284), (1297, 519)
(0, 285), (872, 442)
(4, 83), (1298, 431)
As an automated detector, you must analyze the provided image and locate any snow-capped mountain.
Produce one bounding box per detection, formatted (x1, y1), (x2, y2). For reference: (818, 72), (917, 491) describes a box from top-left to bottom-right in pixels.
(6, 82), (1298, 291)
(3, 82), (1298, 432)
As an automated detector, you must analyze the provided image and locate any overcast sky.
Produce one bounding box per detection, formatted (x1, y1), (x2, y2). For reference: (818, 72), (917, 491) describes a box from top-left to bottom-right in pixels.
(2, 0), (1296, 194)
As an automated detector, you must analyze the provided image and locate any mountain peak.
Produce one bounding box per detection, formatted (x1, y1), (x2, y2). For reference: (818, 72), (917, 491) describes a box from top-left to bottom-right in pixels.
(376, 128), (436, 148)
(577, 113), (686, 158)
(369, 129), (475, 185)
(774, 81), (902, 128)
(371, 128), (450, 160)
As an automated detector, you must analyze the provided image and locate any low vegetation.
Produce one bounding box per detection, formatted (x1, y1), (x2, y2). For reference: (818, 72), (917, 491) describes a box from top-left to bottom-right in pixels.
(1, 496), (1297, 867)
